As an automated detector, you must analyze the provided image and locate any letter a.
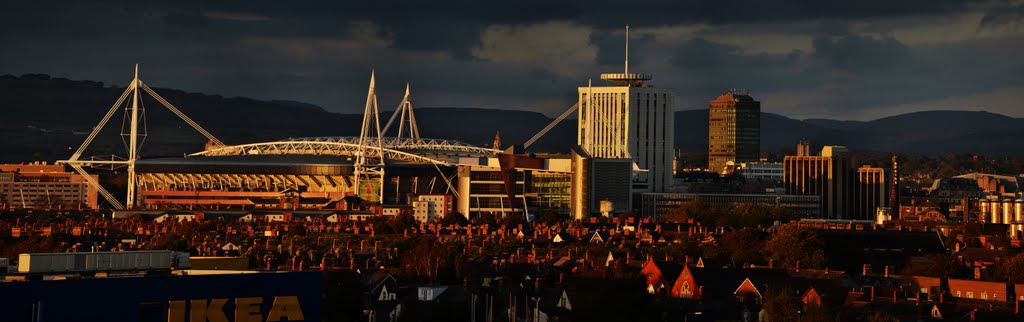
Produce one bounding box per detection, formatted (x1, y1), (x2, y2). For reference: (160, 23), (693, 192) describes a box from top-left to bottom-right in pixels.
(266, 296), (305, 321)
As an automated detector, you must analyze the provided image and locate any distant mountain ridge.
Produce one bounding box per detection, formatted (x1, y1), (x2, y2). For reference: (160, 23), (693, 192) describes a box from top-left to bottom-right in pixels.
(1, 73), (1023, 162)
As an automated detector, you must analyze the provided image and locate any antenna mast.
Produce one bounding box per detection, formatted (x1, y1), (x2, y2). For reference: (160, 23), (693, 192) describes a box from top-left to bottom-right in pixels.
(625, 24), (629, 75)
(600, 24), (650, 86)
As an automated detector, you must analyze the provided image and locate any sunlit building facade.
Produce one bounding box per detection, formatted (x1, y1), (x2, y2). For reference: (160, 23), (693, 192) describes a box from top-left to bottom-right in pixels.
(708, 92), (760, 173)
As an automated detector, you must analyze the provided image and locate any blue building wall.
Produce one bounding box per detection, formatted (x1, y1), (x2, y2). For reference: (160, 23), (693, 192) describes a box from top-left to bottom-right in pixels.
(0, 271), (322, 322)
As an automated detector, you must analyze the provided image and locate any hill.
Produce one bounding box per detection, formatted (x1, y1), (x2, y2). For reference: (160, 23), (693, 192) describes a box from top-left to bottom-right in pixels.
(2, 73), (1023, 162)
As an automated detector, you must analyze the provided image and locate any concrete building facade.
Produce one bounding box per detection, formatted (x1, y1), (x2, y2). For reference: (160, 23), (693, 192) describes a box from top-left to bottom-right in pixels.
(708, 92), (760, 173)
(640, 192), (821, 218)
(577, 77), (673, 193)
(570, 146), (632, 220)
(412, 194), (453, 222)
(852, 166), (889, 220)
(0, 163), (98, 210)
(456, 155), (572, 219)
(738, 162), (784, 182)
(784, 146), (851, 219)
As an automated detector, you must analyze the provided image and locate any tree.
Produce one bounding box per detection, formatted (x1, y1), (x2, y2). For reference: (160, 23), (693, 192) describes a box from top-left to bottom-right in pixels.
(996, 253), (1024, 283)
(801, 301), (830, 322)
(721, 228), (767, 266)
(761, 286), (800, 322)
(498, 213), (527, 228)
(439, 212), (468, 226)
(764, 224), (826, 269)
(538, 210), (565, 225)
(473, 213), (498, 226)
(664, 201), (708, 224)
(387, 213), (416, 234)
(867, 311), (898, 322)
(616, 210), (636, 222)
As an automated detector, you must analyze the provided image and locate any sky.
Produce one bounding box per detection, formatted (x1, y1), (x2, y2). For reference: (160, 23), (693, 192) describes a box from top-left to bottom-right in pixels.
(1, 0), (1022, 121)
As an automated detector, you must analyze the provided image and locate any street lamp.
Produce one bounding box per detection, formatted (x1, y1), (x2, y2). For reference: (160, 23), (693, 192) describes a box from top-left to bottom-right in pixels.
(531, 297), (542, 322)
(685, 312), (702, 322)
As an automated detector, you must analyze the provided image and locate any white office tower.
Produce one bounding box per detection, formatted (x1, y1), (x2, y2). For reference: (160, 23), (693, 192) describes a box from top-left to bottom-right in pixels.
(577, 25), (673, 193)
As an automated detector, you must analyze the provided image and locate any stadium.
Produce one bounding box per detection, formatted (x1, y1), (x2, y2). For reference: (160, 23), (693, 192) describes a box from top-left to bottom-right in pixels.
(60, 69), (573, 220)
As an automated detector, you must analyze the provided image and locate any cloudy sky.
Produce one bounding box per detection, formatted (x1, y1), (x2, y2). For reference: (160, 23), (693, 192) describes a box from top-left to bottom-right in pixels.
(1, 0), (1022, 120)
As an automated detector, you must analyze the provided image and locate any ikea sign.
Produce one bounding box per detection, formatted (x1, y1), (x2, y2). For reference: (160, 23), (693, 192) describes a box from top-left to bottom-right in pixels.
(167, 296), (305, 322)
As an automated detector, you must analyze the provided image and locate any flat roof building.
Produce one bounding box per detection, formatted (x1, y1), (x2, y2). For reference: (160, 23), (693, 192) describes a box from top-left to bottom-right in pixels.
(852, 165), (889, 220)
(577, 26), (673, 193)
(784, 146), (851, 219)
(640, 192), (821, 219)
(708, 92), (760, 173)
(0, 163), (98, 210)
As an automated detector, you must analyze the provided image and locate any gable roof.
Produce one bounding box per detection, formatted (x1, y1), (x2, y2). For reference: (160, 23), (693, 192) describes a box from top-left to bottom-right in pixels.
(644, 260), (684, 284)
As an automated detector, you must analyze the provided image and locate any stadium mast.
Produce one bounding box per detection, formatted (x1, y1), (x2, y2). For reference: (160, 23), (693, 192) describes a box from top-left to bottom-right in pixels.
(354, 71), (386, 203)
(58, 65), (224, 209)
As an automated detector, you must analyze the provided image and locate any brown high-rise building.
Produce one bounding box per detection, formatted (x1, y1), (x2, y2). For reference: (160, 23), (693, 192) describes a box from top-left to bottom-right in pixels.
(796, 139), (811, 157)
(708, 91), (760, 173)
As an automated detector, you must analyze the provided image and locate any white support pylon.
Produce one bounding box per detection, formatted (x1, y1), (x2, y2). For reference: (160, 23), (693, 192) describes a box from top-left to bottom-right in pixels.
(127, 64), (140, 208)
(354, 71), (386, 203)
(381, 83), (421, 141)
(58, 65), (224, 210)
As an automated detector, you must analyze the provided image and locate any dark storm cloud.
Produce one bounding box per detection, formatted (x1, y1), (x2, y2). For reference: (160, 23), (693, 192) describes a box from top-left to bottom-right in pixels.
(592, 30), (656, 67)
(811, 34), (915, 72)
(671, 39), (798, 71)
(979, 3), (1024, 29)
(662, 31), (1024, 118)
(669, 38), (807, 94)
(0, 0), (1021, 119)
(161, 11), (211, 28)
(2, 0), (984, 53)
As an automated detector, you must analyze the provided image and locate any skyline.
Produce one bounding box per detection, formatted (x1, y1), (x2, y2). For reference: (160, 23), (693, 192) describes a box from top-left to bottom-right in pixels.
(1, 1), (1022, 121)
